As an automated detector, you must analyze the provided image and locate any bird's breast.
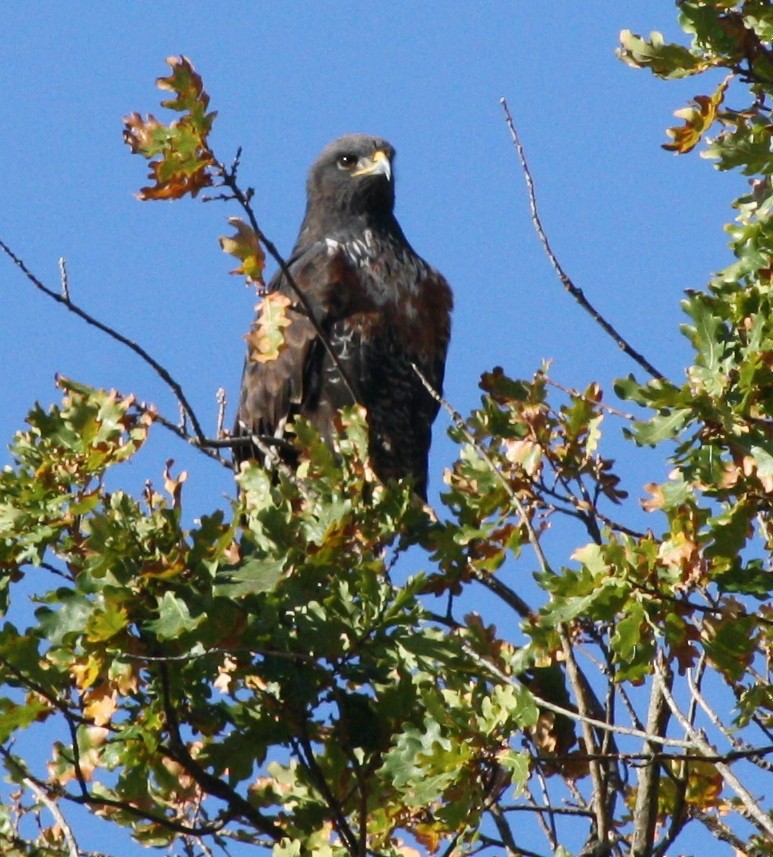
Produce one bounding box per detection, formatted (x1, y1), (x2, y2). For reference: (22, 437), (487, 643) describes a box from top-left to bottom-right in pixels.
(319, 228), (452, 366)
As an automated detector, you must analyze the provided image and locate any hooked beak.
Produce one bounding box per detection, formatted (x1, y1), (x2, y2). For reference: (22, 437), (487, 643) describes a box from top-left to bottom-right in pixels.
(352, 149), (392, 181)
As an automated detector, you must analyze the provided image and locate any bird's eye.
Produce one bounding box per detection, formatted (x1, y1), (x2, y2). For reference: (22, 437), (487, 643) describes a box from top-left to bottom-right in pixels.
(336, 153), (358, 170)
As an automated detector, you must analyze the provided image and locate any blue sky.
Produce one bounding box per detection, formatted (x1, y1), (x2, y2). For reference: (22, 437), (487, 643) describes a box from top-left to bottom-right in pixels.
(0, 3), (748, 854)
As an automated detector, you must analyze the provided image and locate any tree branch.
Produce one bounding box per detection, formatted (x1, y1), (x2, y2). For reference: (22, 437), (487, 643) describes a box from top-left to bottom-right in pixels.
(630, 659), (673, 857)
(157, 662), (284, 841)
(559, 630), (608, 847)
(0, 745), (232, 839)
(499, 98), (665, 381)
(0, 238), (208, 444)
(459, 641), (696, 749)
(656, 658), (773, 840)
(19, 771), (80, 857)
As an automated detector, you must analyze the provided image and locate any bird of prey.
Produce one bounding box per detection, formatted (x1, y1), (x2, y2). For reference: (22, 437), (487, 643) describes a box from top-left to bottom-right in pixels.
(234, 134), (453, 499)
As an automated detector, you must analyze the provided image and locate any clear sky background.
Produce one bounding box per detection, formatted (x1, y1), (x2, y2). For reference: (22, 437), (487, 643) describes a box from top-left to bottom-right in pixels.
(0, 3), (748, 855)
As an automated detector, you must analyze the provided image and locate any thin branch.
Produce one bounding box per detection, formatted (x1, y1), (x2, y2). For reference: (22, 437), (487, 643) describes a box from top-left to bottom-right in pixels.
(615, 682), (646, 734)
(468, 564), (533, 618)
(459, 642), (696, 749)
(135, 400), (299, 469)
(499, 803), (594, 818)
(499, 98), (665, 381)
(136, 403), (229, 467)
(0, 745), (230, 839)
(630, 659), (673, 857)
(0, 238), (207, 443)
(543, 376), (635, 420)
(0, 656), (87, 727)
(690, 807), (754, 855)
(19, 772), (80, 857)
(687, 668), (773, 773)
(559, 631), (608, 846)
(157, 662), (283, 841)
(291, 729), (360, 855)
(487, 804), (527, 857)
(524, 779), (557, 850)
(542, 745), (773, 764)
(656, 658), (773, 839)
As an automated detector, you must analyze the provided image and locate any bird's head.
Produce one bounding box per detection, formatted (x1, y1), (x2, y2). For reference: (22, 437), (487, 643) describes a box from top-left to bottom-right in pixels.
(307, 134), (396, 220)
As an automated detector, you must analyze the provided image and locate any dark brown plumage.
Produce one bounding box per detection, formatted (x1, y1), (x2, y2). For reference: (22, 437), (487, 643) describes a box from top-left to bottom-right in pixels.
(234, 134), (452, 499)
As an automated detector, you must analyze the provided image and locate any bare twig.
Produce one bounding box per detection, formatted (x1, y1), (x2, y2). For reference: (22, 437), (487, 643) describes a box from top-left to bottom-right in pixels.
(656, 658), (773, 839)
(559, 631), (608, 846)
(691, 807), (753, 855)
(20, 773), (80, 857)
(631, 659), (673, 857)
(499, 98), (665, 381)
(499, 803), (594, 818)
(216, 387), (227, 438)
(136, 403), (229, 466)
(687, 668), (773, 772)
(487, 804), (527, 857)
(0, 238), (207, 443)
(525, 778), (557, 849)
(543, 376), (635, 420)
(58, 257), (69, 301)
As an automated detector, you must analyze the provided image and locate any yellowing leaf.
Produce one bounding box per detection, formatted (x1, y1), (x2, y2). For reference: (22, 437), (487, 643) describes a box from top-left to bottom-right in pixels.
(83, 685), (118, 727)
(245, 292), (293, 363)
(71, 656), (101, 690)
(163, 459), (187, 508)
(504, 438), (542, 475)
(663, 76), (731, 154)
(219, 217), (266, 285)
(156, 55), (210, 114)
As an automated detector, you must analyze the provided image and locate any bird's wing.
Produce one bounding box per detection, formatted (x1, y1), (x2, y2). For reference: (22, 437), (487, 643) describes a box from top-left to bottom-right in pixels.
(233, 241), (361, 464)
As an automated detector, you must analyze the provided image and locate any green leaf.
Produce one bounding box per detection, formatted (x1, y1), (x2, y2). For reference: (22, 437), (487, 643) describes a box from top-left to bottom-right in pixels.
(147, 591), (204, 639)
(617, 29), (714, 78)
(35, 589), (93, 645)
(215, 555), (285, 596)
(630, 408), (693, 446)
(0, 698), (51, 743)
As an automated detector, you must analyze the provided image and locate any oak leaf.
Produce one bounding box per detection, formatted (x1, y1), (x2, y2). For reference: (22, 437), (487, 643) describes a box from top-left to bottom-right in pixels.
(245, 292), (293, 364)
(219, 217), (265, 285)
(663, 76), (731, 154)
